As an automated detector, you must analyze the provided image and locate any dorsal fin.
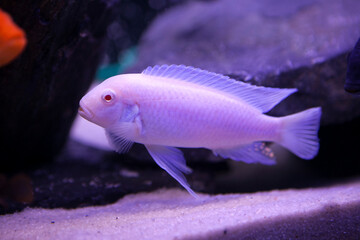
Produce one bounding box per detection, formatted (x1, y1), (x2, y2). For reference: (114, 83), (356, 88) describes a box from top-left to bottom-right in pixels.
(142, 65), (297, 113)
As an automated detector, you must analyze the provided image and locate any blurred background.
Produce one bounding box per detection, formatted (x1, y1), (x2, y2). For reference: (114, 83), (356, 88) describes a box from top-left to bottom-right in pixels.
(0, 0), (359, 214)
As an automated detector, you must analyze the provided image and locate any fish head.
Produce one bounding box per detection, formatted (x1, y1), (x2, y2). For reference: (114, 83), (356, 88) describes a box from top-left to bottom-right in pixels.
(79, 77), (126, 128)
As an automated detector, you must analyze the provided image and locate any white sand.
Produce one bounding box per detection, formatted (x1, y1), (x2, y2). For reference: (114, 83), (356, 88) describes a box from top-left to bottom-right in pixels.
(1, 179), (359, 240)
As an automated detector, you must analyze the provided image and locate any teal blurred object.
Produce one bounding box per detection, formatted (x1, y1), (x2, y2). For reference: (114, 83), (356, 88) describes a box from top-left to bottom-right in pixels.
(96, 46), (138, 81)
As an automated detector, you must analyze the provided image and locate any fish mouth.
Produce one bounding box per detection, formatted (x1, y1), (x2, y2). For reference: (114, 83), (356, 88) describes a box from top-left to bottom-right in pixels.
(78, 101), (94, 121)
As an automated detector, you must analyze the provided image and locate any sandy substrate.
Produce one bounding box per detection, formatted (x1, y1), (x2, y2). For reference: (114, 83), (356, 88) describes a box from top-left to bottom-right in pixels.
(1, 179), (359, 240)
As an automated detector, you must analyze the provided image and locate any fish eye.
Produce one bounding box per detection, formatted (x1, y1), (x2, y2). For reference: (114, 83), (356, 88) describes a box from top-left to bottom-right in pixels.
(101, 90), (116, 103)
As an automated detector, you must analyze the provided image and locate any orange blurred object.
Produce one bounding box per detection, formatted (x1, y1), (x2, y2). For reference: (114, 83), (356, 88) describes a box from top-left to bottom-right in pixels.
(0, 8), (27, 67)
(0, 173), (34, 209)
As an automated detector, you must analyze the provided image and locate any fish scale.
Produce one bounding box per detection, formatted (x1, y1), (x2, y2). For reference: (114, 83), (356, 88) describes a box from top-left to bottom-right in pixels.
(140, 93), (257, 148)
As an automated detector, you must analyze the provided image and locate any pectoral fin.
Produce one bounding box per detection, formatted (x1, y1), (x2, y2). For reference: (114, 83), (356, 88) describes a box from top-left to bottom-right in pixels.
(145, 144), (198, 198)
(106, 129), (134, 153)
(213, 142), (276, 165)
(106, 104), (142, 153)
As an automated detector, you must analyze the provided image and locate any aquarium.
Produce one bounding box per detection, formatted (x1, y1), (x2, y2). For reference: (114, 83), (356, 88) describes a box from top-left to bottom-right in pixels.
(0, 0), (359, 239)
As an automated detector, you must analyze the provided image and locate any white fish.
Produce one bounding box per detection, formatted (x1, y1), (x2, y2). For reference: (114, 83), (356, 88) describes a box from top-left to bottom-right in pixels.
(79, 65), (321, 197)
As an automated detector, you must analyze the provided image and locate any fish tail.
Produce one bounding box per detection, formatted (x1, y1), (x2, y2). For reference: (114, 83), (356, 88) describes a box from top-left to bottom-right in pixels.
(278, 107), (322, 159)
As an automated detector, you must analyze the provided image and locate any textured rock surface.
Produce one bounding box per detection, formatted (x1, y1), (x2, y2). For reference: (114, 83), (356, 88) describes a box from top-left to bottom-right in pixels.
(128, 0), (360, 125)
(0, 0), (119, 170)
(1, 179), (359, 240)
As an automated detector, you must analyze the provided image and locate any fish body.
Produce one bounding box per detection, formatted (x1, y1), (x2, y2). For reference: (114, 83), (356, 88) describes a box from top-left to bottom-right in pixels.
(344, 38), (360, 95)
(96, 74), (278, 149)
(0, 9), (27, 67)
(79, 65), (321, 197)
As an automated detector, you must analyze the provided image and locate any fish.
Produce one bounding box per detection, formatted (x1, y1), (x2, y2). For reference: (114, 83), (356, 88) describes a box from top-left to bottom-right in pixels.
(79, 65), (322, 197)
(344, 38), (360, 95)
(0, 9), (27, 67)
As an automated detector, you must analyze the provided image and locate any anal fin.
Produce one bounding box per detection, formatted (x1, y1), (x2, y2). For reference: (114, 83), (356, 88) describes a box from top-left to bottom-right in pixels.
(213, 142), (276, 165)
(145, 144), (199, 198)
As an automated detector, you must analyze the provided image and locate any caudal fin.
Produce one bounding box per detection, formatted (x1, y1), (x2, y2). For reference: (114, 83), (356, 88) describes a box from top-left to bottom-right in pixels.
(278, 107), (321, 159)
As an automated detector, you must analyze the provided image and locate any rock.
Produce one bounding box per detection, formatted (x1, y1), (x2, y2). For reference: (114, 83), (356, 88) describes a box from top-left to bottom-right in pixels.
(124, 0), (360, 178)
(1, 179), (359, 239)
(104, 0), (188, 63)
(0, 0), (120, 171)
(128, 0), (360, 125)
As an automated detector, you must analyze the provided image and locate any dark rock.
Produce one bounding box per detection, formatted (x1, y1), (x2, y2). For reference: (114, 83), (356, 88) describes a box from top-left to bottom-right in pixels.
(128, 0), (360, 125)
(0, 0), (120, 171)
(344, 38), (360, 94)
(104, 0), (191, 64)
